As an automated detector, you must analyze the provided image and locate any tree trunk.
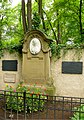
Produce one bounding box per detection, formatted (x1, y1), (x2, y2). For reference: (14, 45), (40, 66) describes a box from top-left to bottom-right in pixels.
(79, 0), (83, 41)
(27, 0), (32, 31)
(22, 0), (27, 34)
(38, 0), (46, 30)
(38, 0), (42, 16)
(57, 10), (60, 44)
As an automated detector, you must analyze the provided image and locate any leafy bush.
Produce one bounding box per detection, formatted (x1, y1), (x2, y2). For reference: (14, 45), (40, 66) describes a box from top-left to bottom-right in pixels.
(71, 105), (84, 120)
(5, 82), (47, 113)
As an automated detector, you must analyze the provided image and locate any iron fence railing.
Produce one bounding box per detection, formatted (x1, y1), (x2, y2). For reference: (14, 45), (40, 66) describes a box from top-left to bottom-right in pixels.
(0, 90), (84, 120)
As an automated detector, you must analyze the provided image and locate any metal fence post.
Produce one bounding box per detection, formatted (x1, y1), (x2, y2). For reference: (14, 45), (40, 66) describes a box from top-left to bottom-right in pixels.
(23, 91), (26, 120)
(4, 91), (6, 120)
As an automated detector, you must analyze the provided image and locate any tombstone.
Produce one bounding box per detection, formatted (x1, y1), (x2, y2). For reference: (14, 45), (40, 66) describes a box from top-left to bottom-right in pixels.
(22, 30), (54, 94)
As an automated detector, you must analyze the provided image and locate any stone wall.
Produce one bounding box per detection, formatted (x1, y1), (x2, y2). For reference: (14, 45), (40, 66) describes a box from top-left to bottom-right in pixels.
(0, 52), (22, 90)
(51, 49), (84, 98)
(1, 50), (84, 98)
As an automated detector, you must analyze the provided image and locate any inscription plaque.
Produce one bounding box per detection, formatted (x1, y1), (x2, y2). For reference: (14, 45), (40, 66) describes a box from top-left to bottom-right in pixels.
(2, 60), (17, 71)
(62, 61), (83, 74)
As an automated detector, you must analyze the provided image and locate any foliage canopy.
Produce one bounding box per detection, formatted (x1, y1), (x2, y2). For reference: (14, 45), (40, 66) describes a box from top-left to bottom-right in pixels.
(0, 0), (84, 56)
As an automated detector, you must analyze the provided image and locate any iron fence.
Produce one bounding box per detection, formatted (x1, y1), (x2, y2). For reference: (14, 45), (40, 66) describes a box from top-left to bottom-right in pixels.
(0, 90), (84, 120)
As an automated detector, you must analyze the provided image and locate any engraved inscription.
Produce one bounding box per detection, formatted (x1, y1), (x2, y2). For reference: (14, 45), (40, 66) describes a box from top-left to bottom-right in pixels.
(4, 73), (16, 83)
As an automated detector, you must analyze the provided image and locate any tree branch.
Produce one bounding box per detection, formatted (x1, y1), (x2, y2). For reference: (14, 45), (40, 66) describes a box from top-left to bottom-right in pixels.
(43, 10), (58, 44)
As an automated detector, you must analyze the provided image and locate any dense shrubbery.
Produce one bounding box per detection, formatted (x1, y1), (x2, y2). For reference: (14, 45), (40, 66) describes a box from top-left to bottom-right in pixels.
(5, 82), (47, 113)
(71, 105), (84, 120)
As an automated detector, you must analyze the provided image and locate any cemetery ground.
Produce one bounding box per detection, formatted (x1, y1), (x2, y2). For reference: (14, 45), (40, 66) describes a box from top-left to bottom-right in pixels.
(0, 99), (75, 120)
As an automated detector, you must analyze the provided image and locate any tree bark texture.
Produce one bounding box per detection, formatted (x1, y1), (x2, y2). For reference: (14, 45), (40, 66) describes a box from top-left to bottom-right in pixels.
(27, 0), (32, 31)
(22, 0), (27, 34)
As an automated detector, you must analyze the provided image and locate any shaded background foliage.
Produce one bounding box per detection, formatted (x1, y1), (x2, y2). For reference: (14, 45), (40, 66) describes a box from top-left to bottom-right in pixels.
(0, 0), (84, 56)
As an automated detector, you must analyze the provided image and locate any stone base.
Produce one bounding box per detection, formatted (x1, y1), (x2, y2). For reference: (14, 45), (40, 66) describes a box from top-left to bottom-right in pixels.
(46, 86), (55, 96)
